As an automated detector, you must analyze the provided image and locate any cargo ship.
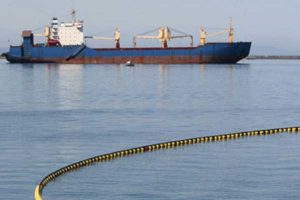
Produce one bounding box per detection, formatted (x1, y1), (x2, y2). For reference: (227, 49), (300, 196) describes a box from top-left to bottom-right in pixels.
(3, 11), (251, 64)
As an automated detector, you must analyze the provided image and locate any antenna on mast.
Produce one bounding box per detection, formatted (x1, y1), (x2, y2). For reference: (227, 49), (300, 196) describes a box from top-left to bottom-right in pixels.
(229, 17), (233, 29)
(71, 9), (76, 23)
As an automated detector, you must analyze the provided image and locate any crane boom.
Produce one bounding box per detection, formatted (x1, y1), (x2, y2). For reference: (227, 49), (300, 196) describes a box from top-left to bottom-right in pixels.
(133, 27), (193, 48)
(207, 30), (228, 37)
(85, 36), (114, 40)
(200, 19), (234, 45)
(85, 28), (121, 48)
(170, 35), (193, 46)
(170, 35), (190, 39)
(134, 35), (160, 39)
(34, 34), (46, 37)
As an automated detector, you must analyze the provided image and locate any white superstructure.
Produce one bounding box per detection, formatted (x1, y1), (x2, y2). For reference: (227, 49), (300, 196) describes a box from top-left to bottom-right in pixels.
(50, 17), (59, 40)
(58, 21), (84, 46)
(47, 11), (84, 46)
(35, 10), (119, 47)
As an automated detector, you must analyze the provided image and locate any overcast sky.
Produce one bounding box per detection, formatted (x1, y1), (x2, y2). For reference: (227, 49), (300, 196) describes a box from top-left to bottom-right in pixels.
(1, 0), (300, 54)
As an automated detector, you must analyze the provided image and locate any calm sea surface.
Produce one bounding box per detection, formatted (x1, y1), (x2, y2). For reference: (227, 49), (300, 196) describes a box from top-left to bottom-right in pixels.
(0, 59), (300, 200)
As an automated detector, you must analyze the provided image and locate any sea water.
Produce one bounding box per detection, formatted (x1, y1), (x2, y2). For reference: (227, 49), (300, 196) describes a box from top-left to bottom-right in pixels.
(0, 59), (300, 199)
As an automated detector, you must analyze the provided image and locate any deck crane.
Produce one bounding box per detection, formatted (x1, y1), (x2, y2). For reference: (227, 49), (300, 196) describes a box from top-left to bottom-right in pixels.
(33, 27), (50, 38)
(133, 27), (193, 48)
(33, 26), (62, 46)
(85, 28), (121, 48)
(200, 19), (234, 45)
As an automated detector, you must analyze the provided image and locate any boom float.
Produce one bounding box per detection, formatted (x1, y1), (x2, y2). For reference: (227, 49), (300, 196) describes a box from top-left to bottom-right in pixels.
(35, 126), (300, 200)
(3, 11), (251, 64)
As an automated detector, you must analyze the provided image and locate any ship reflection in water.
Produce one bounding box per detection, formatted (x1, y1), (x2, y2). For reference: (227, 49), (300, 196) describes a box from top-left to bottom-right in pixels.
(17, 63), (250, 112)
(16, 63), (250, 114)
(44, 64), (84, 110)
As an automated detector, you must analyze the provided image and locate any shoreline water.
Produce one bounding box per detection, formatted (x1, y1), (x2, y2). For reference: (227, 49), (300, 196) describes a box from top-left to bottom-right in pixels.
(2, 55), (300, 61)
(247, 55), (300, 60)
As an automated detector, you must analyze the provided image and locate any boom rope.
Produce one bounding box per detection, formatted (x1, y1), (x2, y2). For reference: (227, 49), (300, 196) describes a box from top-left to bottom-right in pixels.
(34, 126), (300, 200)
(169, 27), (191, 36)
(135, 27), (162, 36)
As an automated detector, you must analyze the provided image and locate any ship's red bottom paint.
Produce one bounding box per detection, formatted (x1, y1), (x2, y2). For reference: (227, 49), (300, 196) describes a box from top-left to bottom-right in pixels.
(14, 56), (243, 64)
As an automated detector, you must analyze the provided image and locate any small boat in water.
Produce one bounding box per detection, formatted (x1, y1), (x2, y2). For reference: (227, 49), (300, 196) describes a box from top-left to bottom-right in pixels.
(125, 61), (135, 67)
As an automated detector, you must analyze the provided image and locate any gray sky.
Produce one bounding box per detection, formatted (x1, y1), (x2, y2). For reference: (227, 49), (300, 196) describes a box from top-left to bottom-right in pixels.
(1, 0), (300, 55)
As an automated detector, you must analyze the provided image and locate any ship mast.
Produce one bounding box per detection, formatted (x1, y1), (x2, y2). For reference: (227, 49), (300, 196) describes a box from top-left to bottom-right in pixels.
(200, 18), (234, 45)
(228, 17), (234, 43)
(200, 27), (207, 46)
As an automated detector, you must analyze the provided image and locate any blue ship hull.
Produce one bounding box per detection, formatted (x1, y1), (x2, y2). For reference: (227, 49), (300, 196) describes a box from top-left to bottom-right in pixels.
(4, 42), (251, 64)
